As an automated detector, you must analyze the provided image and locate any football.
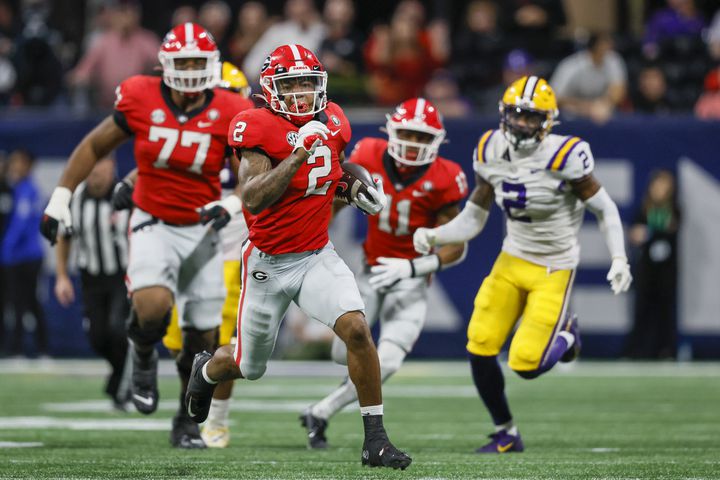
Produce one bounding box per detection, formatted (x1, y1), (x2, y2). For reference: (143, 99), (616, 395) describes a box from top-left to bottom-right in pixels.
(335, 162), (375, 205)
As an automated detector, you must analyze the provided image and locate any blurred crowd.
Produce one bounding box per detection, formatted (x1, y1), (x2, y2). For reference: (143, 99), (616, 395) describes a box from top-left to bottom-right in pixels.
(1, 0), (720, 121)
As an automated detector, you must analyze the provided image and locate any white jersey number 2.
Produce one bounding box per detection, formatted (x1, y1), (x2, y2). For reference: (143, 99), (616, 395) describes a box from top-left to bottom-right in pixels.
(304, 145), (333, 196)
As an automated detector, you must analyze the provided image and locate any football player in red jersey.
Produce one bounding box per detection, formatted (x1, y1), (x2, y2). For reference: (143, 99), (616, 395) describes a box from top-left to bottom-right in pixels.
(301, 98), (469, 448)
(39, 23), (253, 449)
(184, 44), (412, 470)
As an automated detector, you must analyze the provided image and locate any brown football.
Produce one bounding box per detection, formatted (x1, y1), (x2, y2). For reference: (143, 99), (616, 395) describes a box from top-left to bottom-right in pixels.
(335, 162), (374, 205)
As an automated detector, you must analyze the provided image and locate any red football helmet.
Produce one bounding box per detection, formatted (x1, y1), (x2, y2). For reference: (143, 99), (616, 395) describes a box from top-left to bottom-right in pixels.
(385, 98), (446, 166)
(158, 22), (219, 93)
(259, 44), (327, 125)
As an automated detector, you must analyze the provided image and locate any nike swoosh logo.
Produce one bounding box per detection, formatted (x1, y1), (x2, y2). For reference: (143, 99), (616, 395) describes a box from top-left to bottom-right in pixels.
(412, 190), (428, 197)
(497, 442), (514, 453)
(133, 394), (154, 406)
(187, 401), (197, 418)
(330, 129), (341, 136)
(197, 121), (213, 128)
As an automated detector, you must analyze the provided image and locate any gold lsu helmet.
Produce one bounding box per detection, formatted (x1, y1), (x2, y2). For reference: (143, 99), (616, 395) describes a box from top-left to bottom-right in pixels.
(499, 75), (559, 150)
(218, 61), (251, 98)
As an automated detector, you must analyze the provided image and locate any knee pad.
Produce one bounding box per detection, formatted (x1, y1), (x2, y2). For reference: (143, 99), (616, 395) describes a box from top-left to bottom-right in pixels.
(127, 309), (171, 346)
(176, 327), (219, 377)
(378, 341), (407, 382)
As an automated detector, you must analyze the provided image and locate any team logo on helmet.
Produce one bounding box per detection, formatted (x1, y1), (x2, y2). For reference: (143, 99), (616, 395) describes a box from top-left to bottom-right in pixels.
(286, 131), (299, 147)
(151, 109), (166, 124)
(261, 55), (271, 73)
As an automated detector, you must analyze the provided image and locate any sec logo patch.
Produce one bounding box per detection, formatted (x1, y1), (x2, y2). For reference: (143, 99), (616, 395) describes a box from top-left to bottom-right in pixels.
(286, 131), (298, 147)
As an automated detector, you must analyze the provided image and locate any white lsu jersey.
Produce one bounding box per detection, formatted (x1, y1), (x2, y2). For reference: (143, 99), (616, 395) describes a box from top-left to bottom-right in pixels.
(473, 129), (595, 270)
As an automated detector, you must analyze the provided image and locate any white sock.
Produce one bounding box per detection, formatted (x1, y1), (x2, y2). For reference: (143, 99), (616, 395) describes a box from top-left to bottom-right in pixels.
(495, 421), (517, 436)
(206, 398), (230, 427)
(311, 379), (358, 420)
(202, 363), (218, 385)
(360, 404), (383, 416)
(557, 330), (575, 349)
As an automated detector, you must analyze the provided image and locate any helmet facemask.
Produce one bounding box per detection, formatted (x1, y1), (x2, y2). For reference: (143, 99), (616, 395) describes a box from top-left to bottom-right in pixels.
(262, 70), (327, 123)
(385, 118), (445, 166)
(159, 50), (219, 93)
(500, 103), (553, 151)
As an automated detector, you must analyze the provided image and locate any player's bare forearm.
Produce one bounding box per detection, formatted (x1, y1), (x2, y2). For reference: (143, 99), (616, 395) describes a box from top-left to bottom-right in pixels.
(59, 116), (129, 191)
(55, 236), (71, 277)
(238, 148), (305, 214)
(469, 174), (494, 209)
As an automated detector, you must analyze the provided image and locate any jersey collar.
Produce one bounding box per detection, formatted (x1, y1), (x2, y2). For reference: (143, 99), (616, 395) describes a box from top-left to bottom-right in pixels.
(382, 150), (431, 191)
(160, 82), (215, 124)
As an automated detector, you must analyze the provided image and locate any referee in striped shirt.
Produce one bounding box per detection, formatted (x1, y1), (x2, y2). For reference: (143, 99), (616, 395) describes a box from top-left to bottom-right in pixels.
(54, 156), (131, 409)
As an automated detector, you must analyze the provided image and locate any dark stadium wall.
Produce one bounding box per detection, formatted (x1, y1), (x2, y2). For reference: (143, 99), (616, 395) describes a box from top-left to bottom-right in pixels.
(2, 114), (719, 359)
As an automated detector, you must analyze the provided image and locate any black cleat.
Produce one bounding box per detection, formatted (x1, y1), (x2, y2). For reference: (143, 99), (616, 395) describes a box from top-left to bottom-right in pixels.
(130, 348), (159, 415)
(185, 351), (216, 423)
(362, 435), (412, 470)
(299, 410), (328, 449)
(560, 314), (581, 363)
(170, 413), (207, 449)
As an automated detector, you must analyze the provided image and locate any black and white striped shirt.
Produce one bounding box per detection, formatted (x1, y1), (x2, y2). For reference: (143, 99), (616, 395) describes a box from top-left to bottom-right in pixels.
(70, 183), (129, 276)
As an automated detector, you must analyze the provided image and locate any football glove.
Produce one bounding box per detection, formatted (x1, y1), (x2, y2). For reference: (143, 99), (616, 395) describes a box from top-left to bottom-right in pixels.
(368, 254), (440, 290)
(354, 177), (386, 216)
(112, 179), (134, 211)
(413, 227), (437, 255)
(40, 187), (73, 245)
(198, 195), (242, 231)
(293, 120), (330, 157)
(607, 257), (632, 294)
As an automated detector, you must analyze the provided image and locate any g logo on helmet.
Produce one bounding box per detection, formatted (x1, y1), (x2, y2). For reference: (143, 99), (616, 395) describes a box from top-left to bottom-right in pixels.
(252, 270), (269, 282)
(261, 55), (271, 73)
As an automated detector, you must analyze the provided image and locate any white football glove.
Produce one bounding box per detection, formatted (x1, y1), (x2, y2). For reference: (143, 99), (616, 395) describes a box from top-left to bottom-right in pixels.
(354, 177), (386, 215)
(607, 257), (632, 294)
(293, 120), (330, 156)
(198, 194), (242, 231)
(413, 227), (437, 255)
(40, 187), (73, 245)
(369, 257), (412, 289)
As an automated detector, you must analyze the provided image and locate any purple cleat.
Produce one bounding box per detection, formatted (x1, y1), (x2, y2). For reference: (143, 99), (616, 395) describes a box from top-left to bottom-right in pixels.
(560, 314), (581, 363)
(475, 429), (524, 454)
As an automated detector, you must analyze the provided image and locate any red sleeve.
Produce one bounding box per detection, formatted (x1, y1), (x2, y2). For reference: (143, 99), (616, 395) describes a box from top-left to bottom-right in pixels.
(347, 138), (369, 167)
(228, 109), (267, 150)
(438, 161), (468, 207)
(326, 103), (352, 150)
(112, 76), (144, 135)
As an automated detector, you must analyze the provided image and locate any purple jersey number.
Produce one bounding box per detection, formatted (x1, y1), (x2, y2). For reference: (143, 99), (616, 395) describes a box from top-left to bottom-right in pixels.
(502, 181), (531, 223)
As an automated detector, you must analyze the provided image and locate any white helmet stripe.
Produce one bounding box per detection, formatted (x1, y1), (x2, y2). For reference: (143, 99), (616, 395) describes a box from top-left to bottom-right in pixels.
(523, 76), (538, 101)
(288, 44), (304, 67)
(185, 22), (194, 44)
(414, 98), (426, 120)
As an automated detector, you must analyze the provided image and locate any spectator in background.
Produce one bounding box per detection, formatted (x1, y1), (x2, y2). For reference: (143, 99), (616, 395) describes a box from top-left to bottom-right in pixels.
(318, 0), (365, 102)
(54, 156), (131, 410)
(631, 64), (674, 114)
(694, 66), (720, 119)
(499, 0), (566, 57)
(364, 0), (446, 106)
(227, 2), (270, 69)
(452, 0), (508, 103)
(12, 0), (63, 106)
(550, 33), (627, 124)
(707, 10), (720, 60)
(476, 48), (535, 114)
(0, 32), (15, 105)
(170, 5), (197, 28)
(198, 1), (231, 58)
(0, 149), (47, 357)
(68, 0), (159, 109)
(643, 0), (706, 59)
(242, 0), (325, 84)
(423, 69), (471, 118)
(625, 170), (680, 360)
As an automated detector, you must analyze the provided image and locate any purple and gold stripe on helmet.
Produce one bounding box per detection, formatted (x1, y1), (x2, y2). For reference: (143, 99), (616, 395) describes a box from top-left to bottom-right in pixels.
(538, 269), (576, 368)
(476, 129), (495, 164)
(546, 136), (581, 171)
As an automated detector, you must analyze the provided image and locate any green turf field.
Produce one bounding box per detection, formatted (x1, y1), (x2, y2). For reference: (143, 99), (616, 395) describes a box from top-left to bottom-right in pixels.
(0, 360), (718, 479)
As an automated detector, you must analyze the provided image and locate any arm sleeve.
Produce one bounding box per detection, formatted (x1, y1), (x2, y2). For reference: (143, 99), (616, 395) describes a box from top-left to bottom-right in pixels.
(112, 79), (137, 135)
(558, 139), (594, 180)
(584, 187), (627, 260)
(434, 200), (489, 245)
(227, 111), (264, 150)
